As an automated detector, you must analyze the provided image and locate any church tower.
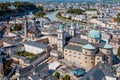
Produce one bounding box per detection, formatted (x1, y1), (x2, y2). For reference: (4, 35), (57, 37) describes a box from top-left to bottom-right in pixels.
(69, 22), (76, 37)
(24, 17), (28, 38)
(57, 25), (66, 53)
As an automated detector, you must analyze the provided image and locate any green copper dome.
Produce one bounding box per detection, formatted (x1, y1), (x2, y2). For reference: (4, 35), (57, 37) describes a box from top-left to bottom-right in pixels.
(103, 44), (113, 49)
(82, 44), (95, 50)
(88, 30), (102, 39)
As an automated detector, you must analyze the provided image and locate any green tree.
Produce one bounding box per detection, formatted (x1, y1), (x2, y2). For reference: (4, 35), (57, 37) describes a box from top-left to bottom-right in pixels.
(14, 24), (22, 31)
(67, 9), (85, 15)
(91, 16), (97, 19)
(63, 75), (70, 80)
(35, 12), (46, 17)
(54, 72), (60, 79)
(117, 13), (120, 22)
(68, 16), (72, 20)
(118, 46), (120, 57)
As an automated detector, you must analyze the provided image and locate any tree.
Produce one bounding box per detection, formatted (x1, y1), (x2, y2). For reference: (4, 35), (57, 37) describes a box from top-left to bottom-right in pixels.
(35, 12), (46, 17)
(67, 9), (85, 15)
(54, 72), (60, 79)
(91, 16), (97, 19)
(13, 24), (22, 31)
(118, 46), (120, 57)
(117, 13), (120, 22)
(63, 75), (70, 80)
(68, 16), (72, 20)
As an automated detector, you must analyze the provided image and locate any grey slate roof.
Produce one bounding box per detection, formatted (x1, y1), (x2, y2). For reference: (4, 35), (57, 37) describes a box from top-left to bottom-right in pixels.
(80, 62), (115, 80)
(35, 62), (48, 73)
(64, 44), (82, 52)
(24, 41), (49, 49)
(98, 41), (106, 48)
(69, 37), (89, 45)
(93, 70), (105, 80)
(96, 51), (104, 57)
(19, 65), (33, 76)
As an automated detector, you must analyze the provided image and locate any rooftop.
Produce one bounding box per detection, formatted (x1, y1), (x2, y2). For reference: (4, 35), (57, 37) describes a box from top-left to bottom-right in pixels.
(24, 41), (49, 49)
(64, 44), (82, 52)
(88, 30), (102, 39)
(103, 44), (113, 49)
(70, 37), (88, 45)
(82, 44), (96, 50)
(35, 62), (48, 73)
(81, 62), (116, 80)
(16, 51), (36, 59)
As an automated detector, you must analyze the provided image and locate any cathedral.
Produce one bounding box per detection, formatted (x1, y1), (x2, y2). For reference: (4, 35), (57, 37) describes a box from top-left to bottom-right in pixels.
(24, 17), (42, 41)
(64, 28), (113, 71)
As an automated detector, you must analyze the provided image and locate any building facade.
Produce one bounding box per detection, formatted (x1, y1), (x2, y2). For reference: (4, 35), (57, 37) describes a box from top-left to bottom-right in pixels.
(64, 30), (113, 70)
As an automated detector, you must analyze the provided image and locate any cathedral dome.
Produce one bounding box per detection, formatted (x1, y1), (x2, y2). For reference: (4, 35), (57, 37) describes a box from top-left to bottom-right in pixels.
(88, 30), (102, 39)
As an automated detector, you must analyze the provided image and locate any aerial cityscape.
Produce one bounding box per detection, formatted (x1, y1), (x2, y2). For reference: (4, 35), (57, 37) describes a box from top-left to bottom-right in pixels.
(0, 0), (120, 80)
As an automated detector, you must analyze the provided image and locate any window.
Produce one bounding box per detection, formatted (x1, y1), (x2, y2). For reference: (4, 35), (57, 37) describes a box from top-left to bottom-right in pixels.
(107, 50), (110, 54)
(85, 57), (87, 59)
(69, 51), (71, 53)
(65, 50), (67, 52)
(91, 62), (93, 63)
(85, 52), (87, 54)
(65, 54), (67, 55)
(91, 58), (93, 59)
(85, 61), (87, 63)
(79, 57), (81, 59)
(74, 56), (76, 57)
(97, 58), (100, 60)
(96, 39), (98, 42)
(74, 52), (76, 54)
(69, 55), (71, 56)
(92, 40), (93, 43)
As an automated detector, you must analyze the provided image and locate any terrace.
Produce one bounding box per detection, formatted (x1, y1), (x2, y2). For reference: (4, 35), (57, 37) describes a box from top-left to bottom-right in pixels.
(16, 51), (36, 59)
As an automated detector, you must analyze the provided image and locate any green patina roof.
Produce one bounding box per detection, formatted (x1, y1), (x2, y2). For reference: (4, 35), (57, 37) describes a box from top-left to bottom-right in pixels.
(59, 25), (64, 30)
(82, 44), (96, 50)
(103, 44), (113, 49)
(88, 30), (102, 39)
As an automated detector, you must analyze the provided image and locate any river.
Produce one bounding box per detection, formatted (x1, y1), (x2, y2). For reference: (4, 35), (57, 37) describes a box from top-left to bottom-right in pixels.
(44, 11), (62, 21)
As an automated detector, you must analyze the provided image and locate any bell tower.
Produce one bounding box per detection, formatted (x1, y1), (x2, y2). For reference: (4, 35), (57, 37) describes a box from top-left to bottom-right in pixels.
(69, 22), (76, 37)
(24, 16), (28, 38)
(57, 25), (66, 53)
